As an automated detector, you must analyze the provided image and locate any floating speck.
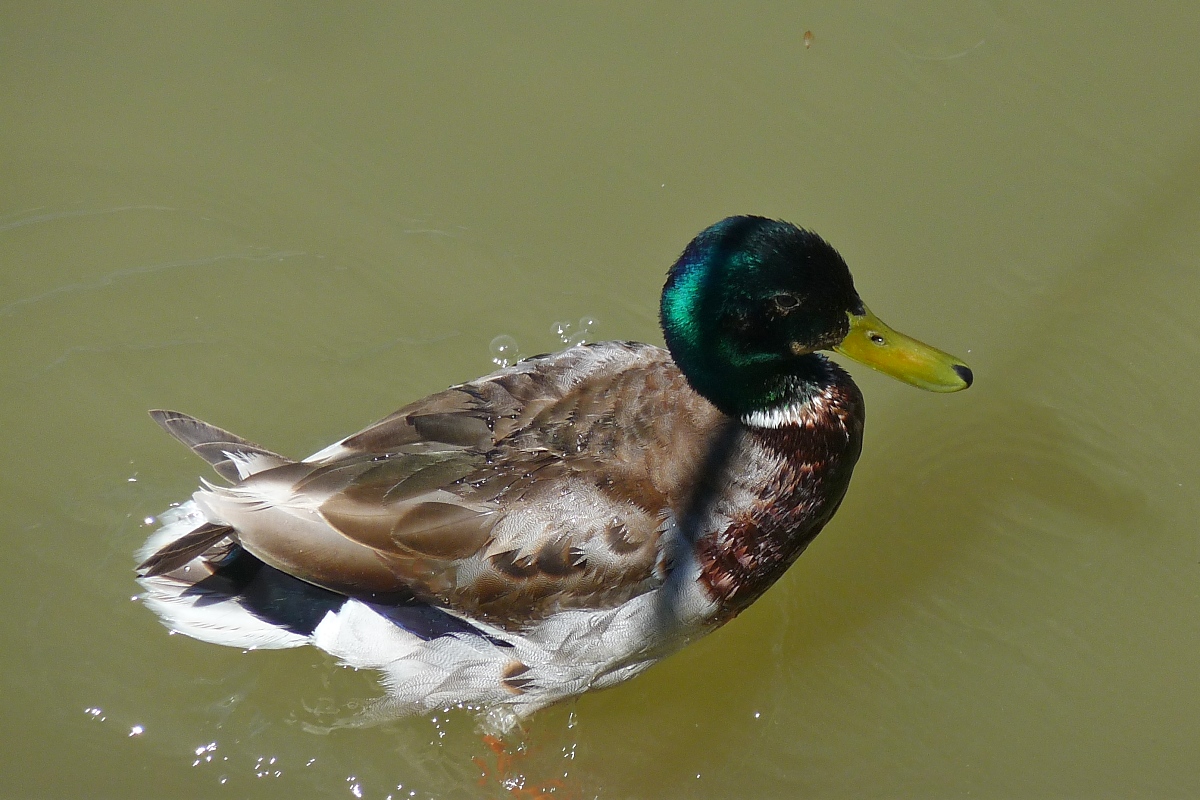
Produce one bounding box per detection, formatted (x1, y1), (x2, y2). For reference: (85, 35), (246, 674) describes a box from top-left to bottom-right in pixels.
(143, 516), (155, 526)
(129, 725), (144, 737)
(803, 30), (814, 48)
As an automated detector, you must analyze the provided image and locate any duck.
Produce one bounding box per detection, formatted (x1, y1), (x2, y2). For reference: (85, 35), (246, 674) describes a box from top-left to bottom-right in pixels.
(136, 215), (971, 733)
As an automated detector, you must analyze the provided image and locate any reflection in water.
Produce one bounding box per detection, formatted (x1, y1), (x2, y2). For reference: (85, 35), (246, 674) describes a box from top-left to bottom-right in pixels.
(0, 203), (176, 233)
(822, 387), (1148, 634)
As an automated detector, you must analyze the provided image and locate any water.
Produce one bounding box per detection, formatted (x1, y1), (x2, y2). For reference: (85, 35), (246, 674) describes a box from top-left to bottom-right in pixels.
(3, 3), (1199, 797)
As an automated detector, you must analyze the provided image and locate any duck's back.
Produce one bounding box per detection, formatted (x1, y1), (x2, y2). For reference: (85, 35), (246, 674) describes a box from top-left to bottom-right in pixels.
(322, 340), (727, 511)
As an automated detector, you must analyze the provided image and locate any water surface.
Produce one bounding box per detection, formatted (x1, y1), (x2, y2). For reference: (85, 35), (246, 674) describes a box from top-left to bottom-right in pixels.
(3, 3), (1199, 797)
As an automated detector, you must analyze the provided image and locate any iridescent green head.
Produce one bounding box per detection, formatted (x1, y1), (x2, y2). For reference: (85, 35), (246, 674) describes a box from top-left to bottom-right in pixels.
(660, 216), (971, 416)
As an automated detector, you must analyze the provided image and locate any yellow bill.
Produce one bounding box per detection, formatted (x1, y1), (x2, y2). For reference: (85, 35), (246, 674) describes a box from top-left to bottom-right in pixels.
(833, 306), (972, 392)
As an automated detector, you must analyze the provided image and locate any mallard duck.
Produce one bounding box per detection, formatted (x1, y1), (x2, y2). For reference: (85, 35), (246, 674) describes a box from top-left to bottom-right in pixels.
(137, 216), (971, 732)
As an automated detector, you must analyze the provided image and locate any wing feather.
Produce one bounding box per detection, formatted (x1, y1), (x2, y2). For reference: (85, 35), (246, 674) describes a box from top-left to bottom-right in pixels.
(144, 343), (729, 629)
(150, 409), (290, 481)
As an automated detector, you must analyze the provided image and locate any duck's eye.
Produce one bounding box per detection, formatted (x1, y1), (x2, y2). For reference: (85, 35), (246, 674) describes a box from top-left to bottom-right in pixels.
(771, 293), (801, 312)
(868, 332), (886, 345)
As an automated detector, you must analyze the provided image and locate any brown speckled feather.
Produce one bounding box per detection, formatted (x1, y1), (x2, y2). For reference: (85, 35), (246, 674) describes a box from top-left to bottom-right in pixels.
(182, 342), (733, 630)
(697, 379), (865, 616)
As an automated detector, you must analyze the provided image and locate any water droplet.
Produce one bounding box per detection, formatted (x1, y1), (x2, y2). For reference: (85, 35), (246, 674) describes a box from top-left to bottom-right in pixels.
(129, 724), (144, 737)
(490, 334), (520, 367)
(567, 315), (597, 346)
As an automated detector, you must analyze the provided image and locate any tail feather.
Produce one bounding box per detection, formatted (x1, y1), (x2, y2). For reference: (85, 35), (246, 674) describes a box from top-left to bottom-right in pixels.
(149, 409), (291, 482)
(137, 521), (234, 576)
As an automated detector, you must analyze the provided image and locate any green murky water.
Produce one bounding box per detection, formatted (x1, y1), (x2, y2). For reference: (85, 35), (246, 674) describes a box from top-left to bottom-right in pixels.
(3, 4), (1199, 797)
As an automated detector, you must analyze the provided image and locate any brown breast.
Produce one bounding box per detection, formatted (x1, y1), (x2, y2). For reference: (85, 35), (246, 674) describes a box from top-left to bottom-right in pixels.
(696, 374), (865, 617)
